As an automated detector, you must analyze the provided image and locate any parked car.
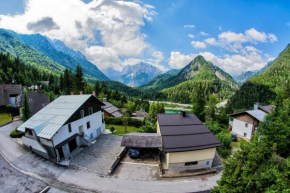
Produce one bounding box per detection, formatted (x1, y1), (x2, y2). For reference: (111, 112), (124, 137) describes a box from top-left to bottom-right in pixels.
(128, 148), (140, 158)
(231, 133), (237, 142)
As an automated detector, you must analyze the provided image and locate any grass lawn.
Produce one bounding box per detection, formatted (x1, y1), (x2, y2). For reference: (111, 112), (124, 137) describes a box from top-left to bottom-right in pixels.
(0, 113), (12, 125)
(232, 141), (240, 148)
(106, 124), (139, 135)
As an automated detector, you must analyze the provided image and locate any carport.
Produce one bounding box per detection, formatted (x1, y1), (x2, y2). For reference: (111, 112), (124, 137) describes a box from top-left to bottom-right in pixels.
(121, 133), (162, 148)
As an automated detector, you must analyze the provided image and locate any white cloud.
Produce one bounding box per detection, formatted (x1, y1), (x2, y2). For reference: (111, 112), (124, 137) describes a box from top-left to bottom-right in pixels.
(188, 34), (194, 38)
(200, 31), (209, 36)
(191, 41), (207, 49)
(286, 22), (290, 26)
(184, 24), (195, 28)
(204, 38), (218, 46)
(218, 26), (222, 31)
(218, 31), (248, 43)
(0, 0), (157, 70)
(123, 58), (143, 66)
(168, 51), (197, 68)
(168, 51), (273, 75)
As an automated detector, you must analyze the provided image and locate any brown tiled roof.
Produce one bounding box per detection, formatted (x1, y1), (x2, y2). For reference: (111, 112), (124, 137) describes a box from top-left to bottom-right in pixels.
(121, 133), (162, 148)
(102, 101), (123, 117)
(157, 113), (222, 153)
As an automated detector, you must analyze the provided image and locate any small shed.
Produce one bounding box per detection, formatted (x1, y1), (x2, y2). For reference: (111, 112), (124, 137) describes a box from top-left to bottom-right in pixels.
(121, 133), (162, 148)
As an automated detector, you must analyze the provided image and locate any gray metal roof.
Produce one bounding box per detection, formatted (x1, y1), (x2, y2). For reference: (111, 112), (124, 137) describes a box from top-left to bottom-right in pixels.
(17, 95), (92, 139)
(246, 110), (267, 122)
(157, 113), (222, 153)
(121, 133), (162, 148)
(102, 101), (123, 117)
(258, 105), (275, 114)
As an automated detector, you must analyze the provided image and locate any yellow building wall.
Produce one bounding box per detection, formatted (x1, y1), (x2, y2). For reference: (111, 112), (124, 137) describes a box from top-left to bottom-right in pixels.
(168, 148), (216, 164)
(157, 121), (161, 134)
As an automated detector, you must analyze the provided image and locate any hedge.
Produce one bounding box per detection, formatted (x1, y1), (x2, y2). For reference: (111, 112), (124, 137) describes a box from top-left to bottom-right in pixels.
(105, 117), (143, 127)
(0, 106), (19, 117)
(10, 128), (25, 138)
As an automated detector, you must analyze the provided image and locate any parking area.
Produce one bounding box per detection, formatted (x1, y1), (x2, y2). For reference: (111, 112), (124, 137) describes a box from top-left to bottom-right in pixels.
(70, 134), (123, 174)
(121, 148), (160, 165)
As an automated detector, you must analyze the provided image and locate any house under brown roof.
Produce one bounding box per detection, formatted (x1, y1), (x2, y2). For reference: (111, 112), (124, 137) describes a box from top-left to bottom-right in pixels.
(102, 100), (123, 117)
(157, 113), (222, 153)
(15, 92), (50, 115)
(0, 84), (22, 106)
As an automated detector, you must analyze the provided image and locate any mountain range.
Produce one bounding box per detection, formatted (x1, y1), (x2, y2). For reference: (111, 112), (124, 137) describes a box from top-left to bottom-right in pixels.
(0, 28), (108, 82)
(103, 62), (162, 87)
(227, 44), (290, 111)
(140, 55), (239, 103)
(234, 61), (273, 85)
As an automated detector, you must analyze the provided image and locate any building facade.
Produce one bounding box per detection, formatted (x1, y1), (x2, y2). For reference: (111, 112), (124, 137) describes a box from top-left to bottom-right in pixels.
(157, 112), (222, 171)
(17, 95), (105, 162)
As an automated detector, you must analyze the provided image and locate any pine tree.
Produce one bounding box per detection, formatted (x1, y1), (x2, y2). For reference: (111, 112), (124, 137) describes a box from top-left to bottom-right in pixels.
(22, 92), (32, 121)
(192, 83), (206, 121)
(72, 64), (85, 94)
(94, 80), (100, 94)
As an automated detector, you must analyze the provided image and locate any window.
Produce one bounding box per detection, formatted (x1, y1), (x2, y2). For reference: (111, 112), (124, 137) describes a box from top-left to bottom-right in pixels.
(102, 113), (104, 123)
(87, 121), (91, 129)
(245, 123), (249, 127)
(185, 161), (198, 166)
(206, 161), (210, 166)
(68, 124), (72, 133)
(88, 107), (93, 115)
(28, 130), (33, 135)
(80, 110), (84, 118)
(243, 132), (247, 137)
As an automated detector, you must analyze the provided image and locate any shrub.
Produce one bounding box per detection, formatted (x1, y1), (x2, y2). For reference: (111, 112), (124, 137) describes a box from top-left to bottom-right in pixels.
(110, 126), (116, 133)
(10, 128), (24, 138)
(104, 117), (143, 127)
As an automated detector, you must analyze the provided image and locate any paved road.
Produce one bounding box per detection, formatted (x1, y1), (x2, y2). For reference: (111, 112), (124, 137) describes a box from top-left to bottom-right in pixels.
(0, 121), (220, 193)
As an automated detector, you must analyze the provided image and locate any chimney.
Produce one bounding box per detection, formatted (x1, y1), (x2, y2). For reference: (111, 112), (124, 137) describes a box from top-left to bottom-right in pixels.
(269, 106), (274, 111)
(254, 102), (259, 110)
(93, 91), (96, 97)
(103, 98), (107, 102)
(181, 110), (186, 117)
(80, 91), (83, 95)
(71, 92), (74, 95)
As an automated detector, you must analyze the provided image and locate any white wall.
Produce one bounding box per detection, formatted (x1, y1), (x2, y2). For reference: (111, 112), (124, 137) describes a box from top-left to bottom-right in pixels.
(232, 118), (252, 140)
(53, 111), (104, 146)
(39, 138), (53, 147)
(9, 97), (16, 107)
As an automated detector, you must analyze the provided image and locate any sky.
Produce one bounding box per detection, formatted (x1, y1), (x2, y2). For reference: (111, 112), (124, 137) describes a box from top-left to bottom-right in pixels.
(0, 0), (289, 75)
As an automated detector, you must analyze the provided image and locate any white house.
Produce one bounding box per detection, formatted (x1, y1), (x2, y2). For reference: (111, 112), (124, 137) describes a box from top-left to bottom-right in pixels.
(17, 94), (105, 162)
(229, 103), (275, 140)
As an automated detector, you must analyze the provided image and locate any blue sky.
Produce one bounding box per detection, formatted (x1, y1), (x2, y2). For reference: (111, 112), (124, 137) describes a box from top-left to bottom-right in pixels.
(0, 0), (289, 75)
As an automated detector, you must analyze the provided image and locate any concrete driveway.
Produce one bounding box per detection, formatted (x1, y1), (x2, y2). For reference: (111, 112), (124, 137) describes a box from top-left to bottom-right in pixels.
(70, 134), (123, 174)
(0, 121), (221, 193)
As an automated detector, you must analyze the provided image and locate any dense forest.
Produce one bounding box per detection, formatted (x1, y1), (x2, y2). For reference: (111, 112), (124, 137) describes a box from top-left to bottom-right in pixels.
(226, 44), (290, 112)
(212, 82), (290, 192)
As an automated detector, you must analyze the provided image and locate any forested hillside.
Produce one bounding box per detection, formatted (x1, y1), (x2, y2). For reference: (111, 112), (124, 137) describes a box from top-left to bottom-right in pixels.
(139, 69), (180, 91)
(226, 44), (290, 112)
(154, 56), (239, 103)
(0, 29), (108, 82)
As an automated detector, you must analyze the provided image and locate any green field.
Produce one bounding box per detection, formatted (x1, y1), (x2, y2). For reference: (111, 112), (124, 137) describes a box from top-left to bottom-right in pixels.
(165, 109), (191, 114)
(106, 124), (139, 135)
(0, 113), (12, 125)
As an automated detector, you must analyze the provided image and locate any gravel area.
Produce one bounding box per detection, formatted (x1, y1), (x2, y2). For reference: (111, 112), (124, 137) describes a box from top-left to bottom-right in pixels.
(0, 155), (47, 193)
(70, 134), (123, 174)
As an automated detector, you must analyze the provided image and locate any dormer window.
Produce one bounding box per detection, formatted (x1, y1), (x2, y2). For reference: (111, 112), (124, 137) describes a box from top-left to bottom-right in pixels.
(88, 107), (93, 115)
(28, 130), (33, 135)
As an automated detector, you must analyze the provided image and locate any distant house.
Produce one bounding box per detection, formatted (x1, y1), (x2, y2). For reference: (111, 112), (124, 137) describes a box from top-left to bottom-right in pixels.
(157, 111), (222, 171)
(0, 84), (23, 107)
(17, 94), (105, 162)
(15, 92), (50, 115)
(229, 103), (275, 140)
(102, 98), (123, 117)
(131, 110), (150, 122)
